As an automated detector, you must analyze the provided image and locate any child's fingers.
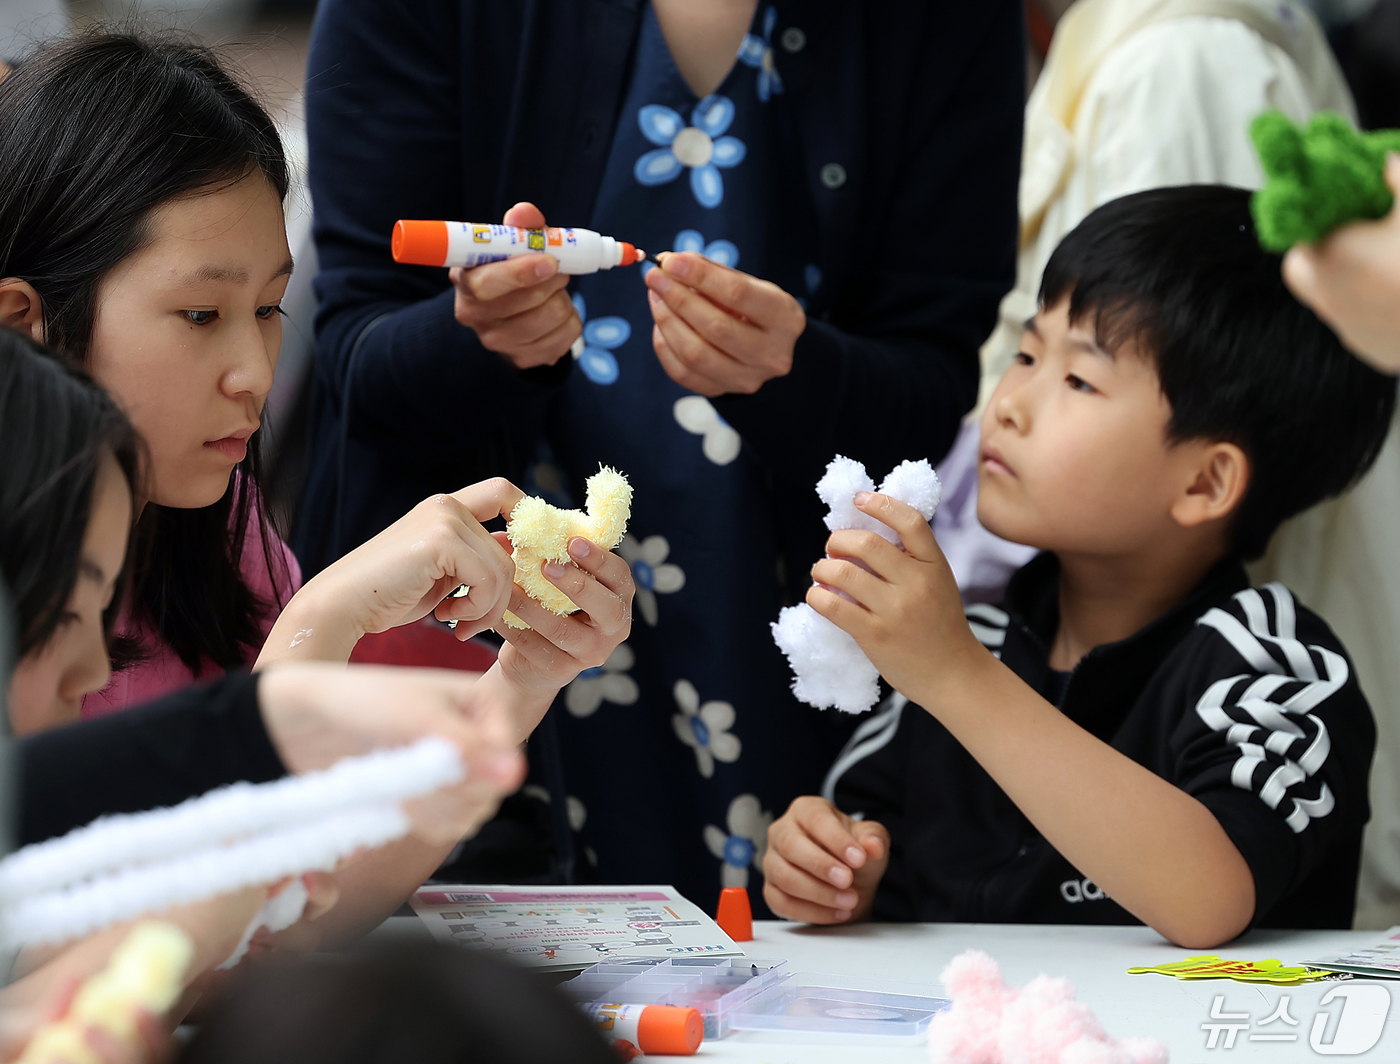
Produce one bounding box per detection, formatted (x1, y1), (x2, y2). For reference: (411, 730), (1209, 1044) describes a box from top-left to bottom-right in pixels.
(806, 584), (872, 637)
(493, 621), (563, 672)
(1282, 245), (1322, 307)
(541, 563), (629, 635)
(500, 591), (583, 655)
(791, 796), (872, 868)
(760, 850), (858, 915)
(771, 824), (858, 890)
(822, 529), (905, 580)
(300, 871), (340, 923)
(451, 477), (526, 525)
(853, 820), (890, 861)
(853, 492), (942, 562)
(566, 538), (636, 599)
(810, 556), (888, 610)
(762, 880), (853, 925)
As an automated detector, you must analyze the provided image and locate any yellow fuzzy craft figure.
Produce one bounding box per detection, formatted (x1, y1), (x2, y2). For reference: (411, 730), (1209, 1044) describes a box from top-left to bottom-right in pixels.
(19, 921), (193, 1064)
(504, 466), (632, 630)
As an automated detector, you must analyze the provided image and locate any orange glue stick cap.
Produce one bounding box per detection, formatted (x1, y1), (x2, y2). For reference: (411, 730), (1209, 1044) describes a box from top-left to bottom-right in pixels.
(392, 220), (449, 266)
(637, 1005), (703, 1055)
(716, 887), (753, 942)
(619, 242), (643, 266)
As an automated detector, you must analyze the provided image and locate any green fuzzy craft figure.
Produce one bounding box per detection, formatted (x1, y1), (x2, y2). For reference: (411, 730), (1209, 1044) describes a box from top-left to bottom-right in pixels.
(1250, 110), (1400, 253)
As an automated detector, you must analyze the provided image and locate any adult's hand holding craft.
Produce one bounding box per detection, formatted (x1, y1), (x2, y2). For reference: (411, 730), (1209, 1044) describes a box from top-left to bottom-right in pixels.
(449, 201), (583, 369)
(1283, 154), (1400, 375)
(256, 478), (524, 666)
(643, 248), (806, 396)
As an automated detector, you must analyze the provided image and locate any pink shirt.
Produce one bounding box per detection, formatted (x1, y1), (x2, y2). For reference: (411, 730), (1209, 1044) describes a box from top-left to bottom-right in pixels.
(82, 510), (302, 719)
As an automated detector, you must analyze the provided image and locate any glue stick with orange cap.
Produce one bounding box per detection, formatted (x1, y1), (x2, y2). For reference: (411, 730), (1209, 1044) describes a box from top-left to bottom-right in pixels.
(580, 1003), (703, 1059)
(393, 220), (647, 274)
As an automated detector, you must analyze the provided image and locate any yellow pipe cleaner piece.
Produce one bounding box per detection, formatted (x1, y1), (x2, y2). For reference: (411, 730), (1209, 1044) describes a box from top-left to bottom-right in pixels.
(19, 921), (194, 1064)
(1127, 954), (1334, 985)
(503, 466), (632, 630)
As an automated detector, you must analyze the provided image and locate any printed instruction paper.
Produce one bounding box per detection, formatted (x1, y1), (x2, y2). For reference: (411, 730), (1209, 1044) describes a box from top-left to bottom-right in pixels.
(410, 884), (744, 971)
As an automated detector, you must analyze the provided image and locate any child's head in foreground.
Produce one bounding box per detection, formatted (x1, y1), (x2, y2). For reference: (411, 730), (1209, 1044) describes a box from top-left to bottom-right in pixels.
(177, 940), (617, 1064)
(979, 185), (1396, 567)
(0, 328), (141, 734)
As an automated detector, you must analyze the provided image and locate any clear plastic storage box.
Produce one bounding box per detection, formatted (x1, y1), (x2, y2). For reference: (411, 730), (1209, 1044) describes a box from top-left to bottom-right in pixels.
(560, 956), (950, 1041)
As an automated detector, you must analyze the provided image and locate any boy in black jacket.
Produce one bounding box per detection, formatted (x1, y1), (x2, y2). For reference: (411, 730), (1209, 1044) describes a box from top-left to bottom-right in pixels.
(763, 187), (1396, 947)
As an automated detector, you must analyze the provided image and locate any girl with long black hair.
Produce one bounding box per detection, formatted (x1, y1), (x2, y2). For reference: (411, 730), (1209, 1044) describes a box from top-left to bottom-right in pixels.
(0, 32), (634, 945)
(0, 33), (632, 736)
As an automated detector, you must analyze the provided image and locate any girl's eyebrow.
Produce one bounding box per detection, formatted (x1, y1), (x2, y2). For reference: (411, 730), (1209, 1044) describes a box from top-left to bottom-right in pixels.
(171, 258), (295, 288)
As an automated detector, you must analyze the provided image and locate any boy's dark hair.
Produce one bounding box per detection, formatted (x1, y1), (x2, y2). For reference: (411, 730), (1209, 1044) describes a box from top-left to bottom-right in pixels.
(177, 940), (619, 1064)
(0, 329), (142, 660)
(1041, 185), (1396, 560)
(0, 31), (291, 674)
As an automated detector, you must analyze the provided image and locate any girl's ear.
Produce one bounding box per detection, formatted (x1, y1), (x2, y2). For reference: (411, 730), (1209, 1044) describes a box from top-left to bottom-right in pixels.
(0, 279), (45, 342)
(1171, 441), (1249, 530)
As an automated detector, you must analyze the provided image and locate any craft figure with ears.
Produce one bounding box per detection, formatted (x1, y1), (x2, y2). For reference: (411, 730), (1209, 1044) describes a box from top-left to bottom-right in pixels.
(504, 467), (633, 629)
(772, 456), (941, 714)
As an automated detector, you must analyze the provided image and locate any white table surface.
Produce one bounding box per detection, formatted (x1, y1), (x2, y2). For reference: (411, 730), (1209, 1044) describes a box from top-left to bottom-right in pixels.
(379, 918), (1399, 1061)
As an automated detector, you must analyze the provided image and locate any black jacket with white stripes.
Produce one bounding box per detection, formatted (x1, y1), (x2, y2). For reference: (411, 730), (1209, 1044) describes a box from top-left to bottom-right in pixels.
(831, 552), (1375, 929)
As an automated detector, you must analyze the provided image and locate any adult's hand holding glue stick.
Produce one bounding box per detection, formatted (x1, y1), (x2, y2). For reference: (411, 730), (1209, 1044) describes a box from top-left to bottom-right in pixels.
(409, 202), (643, 371)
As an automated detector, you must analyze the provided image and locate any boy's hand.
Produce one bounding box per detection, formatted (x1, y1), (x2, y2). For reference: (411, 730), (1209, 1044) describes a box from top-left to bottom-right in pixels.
(807, 492), (987, 708)
(763, 796), (889, 924)
(493, 536), (634, 715)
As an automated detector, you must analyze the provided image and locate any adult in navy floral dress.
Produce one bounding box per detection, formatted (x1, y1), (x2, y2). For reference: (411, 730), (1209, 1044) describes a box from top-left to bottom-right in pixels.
(302, 0), (1025, 909)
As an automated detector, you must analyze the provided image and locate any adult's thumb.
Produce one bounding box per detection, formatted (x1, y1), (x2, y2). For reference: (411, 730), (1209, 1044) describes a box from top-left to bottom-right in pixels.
(503, 201), (547, 228)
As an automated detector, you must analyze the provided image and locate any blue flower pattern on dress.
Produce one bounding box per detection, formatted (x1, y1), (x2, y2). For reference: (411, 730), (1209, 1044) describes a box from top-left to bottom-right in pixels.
(796, 263), (823, 311)
(571, 293), (631, 385)
(542, 2), (825, 911)
(737, 8), (783, 102)
(634, 96), (747, 208)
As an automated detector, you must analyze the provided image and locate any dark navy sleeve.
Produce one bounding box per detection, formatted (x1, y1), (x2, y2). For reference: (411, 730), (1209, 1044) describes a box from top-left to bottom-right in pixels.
(1169, 584), (1375, 928)
(305, 0), (564, 460)
(711, 0), (1024, 487)
(17, 673), (286, 845)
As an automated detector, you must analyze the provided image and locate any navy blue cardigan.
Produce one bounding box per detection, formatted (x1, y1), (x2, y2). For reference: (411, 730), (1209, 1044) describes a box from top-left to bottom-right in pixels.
(297, 0), (1024, 577)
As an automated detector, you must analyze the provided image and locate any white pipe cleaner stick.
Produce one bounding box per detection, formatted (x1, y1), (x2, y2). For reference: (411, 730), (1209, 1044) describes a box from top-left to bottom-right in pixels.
(0, 737), (464, 953)
(772, 456), (941, 714)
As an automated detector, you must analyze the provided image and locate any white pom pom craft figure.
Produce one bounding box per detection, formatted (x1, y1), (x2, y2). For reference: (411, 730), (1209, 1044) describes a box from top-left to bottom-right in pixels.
(772, 455), (942, 714)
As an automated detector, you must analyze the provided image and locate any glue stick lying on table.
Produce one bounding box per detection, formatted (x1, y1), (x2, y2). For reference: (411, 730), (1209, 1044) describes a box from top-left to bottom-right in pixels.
(393, 221), (646, 274)
(580, 1003), (703, 1059)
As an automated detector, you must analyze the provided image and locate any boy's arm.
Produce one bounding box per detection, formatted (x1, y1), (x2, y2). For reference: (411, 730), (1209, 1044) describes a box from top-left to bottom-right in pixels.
(810, 493), (1255, 948)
